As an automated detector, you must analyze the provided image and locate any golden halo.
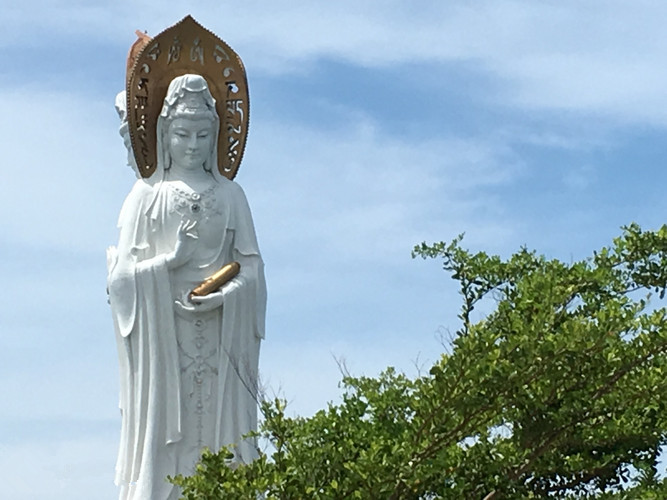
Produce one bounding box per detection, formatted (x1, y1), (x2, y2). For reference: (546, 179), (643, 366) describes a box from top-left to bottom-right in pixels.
(127, 15), (249, 180)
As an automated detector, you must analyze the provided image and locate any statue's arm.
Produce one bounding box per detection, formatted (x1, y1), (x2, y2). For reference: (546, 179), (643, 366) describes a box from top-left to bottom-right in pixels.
(209, 182), (262, 295)
(108, 185), (145, 337)
(108, 182), (171, 336)
(179, 183), (266, 327)
(227, 182), (267, 339)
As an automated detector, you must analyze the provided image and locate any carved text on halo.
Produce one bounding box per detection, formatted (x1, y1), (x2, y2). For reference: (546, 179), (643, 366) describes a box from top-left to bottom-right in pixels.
(227, 138), (240, 165)
(226, 81), (239, 97)
(135, 95), (148, 108)
(213, 44), (230, 63)
(133, 72), (151, 165)
(226, 99), (244, 120)
(190, 37), (204, 65)
(147, 43), (161, 61)
(227, 124), (242, 134)
(168, 36), (182, 64)
(225, 99), (244, 166)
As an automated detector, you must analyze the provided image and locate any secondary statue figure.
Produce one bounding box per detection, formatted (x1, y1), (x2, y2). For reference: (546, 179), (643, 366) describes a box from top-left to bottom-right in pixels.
(107, 18), (266, 500)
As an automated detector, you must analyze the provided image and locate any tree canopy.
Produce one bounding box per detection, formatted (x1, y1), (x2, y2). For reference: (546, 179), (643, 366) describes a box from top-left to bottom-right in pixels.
(172, 224), (667, 499)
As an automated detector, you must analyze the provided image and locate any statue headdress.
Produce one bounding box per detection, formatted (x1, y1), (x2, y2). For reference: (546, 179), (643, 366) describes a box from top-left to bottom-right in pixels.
(126, 16), (249, 180)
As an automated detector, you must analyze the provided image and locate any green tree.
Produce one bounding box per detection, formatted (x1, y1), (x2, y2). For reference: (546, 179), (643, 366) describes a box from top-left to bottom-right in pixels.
(172, 224), (667, 499)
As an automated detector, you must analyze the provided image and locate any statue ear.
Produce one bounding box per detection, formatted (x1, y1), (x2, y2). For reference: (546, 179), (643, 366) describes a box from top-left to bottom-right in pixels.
(162, 126), (172, 171)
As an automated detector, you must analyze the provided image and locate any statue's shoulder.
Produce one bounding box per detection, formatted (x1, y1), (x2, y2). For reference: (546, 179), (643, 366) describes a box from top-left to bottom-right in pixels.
(125, 178), (159, 202)
(216, 177), (247, 200)
(118, 179), (157, 220)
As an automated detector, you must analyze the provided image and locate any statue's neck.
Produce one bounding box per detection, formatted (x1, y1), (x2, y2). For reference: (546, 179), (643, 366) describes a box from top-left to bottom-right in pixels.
(166, 168), (215, 192)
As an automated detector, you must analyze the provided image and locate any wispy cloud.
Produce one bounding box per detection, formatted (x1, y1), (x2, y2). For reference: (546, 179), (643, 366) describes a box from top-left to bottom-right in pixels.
(0, 88), (129, 253)
(3, 4), (666, 497)
(0, 436), (117, 500)
(6, 1), (667, 123)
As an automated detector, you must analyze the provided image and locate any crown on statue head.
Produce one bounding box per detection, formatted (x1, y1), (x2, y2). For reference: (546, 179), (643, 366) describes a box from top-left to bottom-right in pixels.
(172, 92), (210, 116)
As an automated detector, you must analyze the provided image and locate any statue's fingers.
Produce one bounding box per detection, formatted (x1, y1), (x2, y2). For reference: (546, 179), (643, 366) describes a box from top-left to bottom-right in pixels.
(174, 299), (195, 312)
(191, 293), (222, 310)
(192, 300), (217, 312)
(192, 295), (211, 306)
(181, 219), (193, 232)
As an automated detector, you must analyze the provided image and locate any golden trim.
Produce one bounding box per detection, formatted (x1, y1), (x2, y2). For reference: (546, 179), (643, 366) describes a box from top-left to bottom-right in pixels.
(126, 30), (152, 83)
(127, 16), (249, 180)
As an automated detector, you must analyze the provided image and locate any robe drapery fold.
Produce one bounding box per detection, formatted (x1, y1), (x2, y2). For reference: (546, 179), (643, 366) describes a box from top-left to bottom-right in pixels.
(108, 177), (266, 500)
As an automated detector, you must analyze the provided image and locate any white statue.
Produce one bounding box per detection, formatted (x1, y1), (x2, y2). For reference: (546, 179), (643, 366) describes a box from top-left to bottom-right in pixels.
(107, 70), (266, 499)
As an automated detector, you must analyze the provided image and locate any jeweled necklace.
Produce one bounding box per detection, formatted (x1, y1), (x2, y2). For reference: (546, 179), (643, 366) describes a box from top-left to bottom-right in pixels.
(170, 183), (219, 218)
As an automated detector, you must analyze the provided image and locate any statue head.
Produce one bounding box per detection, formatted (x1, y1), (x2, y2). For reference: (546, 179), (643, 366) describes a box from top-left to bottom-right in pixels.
(127, 17), (249, 179)
(157, 74), (220, 176)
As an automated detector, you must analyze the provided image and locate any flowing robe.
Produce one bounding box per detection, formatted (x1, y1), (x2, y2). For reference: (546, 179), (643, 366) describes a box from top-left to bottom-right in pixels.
(107, 176), (266, 500)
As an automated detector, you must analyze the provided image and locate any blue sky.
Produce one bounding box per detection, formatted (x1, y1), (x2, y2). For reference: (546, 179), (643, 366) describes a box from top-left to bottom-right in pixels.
(2, 1), (667, 498)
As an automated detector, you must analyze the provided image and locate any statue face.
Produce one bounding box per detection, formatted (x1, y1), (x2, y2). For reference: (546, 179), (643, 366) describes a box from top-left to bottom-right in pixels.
(167, 117), (215, 172)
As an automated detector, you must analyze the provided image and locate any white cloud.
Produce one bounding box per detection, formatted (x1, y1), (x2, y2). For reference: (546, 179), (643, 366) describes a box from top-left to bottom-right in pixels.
(0, 436), (117, 500)
(243, 114), (520, 252)
(0, 341), (118, 420)
(0, 87), (132, 254)
(562, 163), (597, 191)
(0, 79), (520, 264)
(228, 112), (524, 334)
(4, 5), (664, 495)
(261, 331), (452, 419)
(6, 1), (667, 123)
(0, 77), (520, 465)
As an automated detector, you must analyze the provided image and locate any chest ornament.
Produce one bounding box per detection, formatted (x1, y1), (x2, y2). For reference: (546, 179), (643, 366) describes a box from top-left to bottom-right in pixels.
(170, 184), (222, 221)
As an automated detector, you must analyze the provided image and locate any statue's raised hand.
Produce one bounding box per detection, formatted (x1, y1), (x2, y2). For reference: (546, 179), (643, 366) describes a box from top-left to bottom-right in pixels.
(167, 219), (198, 269)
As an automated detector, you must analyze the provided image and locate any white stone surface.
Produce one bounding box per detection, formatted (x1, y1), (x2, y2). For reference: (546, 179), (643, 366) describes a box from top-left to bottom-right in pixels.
(107, 74), (266, 500)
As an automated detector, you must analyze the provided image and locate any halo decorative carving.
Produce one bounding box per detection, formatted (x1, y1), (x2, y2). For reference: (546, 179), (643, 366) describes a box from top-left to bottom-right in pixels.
(127, 15), (249, 179)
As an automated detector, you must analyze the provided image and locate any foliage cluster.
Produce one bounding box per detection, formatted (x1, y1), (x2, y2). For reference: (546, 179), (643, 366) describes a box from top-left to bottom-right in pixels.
(172, 224), (667, 499)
